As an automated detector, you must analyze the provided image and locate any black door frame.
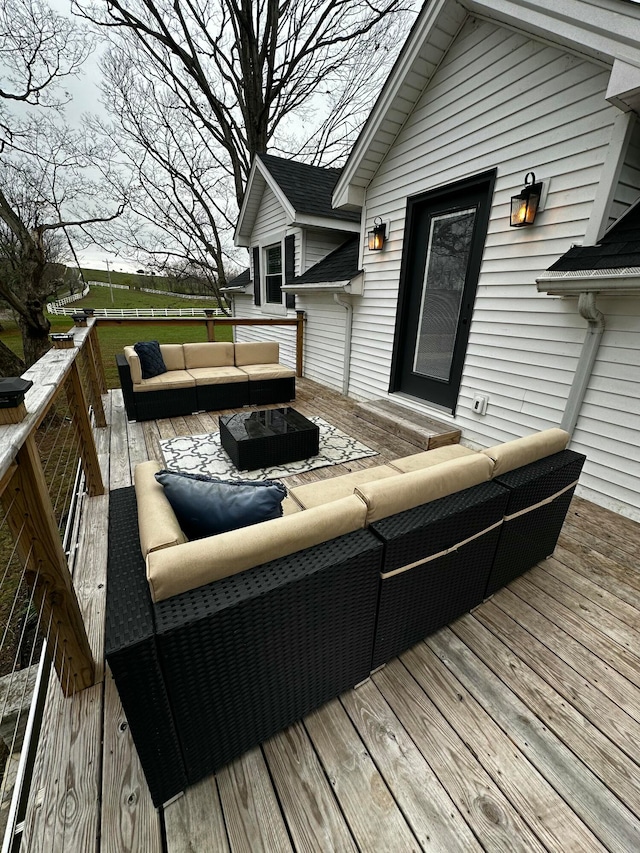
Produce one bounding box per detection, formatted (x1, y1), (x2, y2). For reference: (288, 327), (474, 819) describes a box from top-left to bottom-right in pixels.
(389, 169), (497, 414)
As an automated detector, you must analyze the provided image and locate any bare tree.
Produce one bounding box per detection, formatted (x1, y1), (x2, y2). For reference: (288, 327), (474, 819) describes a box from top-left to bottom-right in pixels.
(0, 0), (127, 374)
(0, 118), (125, 371)
(78, 0), (411, 305)
(78, 0), (413, 208)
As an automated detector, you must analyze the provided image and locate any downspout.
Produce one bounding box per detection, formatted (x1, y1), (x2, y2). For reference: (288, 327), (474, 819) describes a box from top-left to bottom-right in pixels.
(560, 291), (605, 436)
(334, 293), (353, 396)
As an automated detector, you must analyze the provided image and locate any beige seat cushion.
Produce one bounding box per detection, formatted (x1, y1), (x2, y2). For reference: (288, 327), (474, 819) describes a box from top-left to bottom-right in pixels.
(147, 494), (366, 602)
(282, 495), (302, 515)
(237, 363), (296, 380)
(133, 370), (196, 392)
(390, 444), (476, 473)
(183, 342), (235, 369)
(291, 465), (399, 509)
(354, 454), (495, 524)
(482, 428), (570, 477)
(187, 366), (249, 385)
(235, 341), (279, 366)
(160, 344), (186, 371)
(134, 461), (188, 556)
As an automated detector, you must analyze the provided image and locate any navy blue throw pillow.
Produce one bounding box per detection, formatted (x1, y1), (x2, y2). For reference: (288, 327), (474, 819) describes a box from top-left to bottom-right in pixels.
(134, 340), (167, 379)
(154, 469), (287, 539)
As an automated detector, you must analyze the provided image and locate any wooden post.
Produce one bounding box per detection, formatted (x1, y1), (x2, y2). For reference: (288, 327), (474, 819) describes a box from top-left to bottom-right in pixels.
(204, 310), (216, 342)
(79, 342), (106, 429)
(65, 362), (105, 497)
(88, 324), (107, 396)
(1, 438), (96, 694)
(296, 310), (305, 377)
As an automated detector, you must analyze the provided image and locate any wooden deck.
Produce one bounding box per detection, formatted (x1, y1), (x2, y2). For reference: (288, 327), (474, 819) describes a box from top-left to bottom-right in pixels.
(18, 379), (640, 852)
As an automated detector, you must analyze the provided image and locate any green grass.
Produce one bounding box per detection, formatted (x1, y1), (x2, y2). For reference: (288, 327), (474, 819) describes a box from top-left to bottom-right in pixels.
(81, 267), (170, 288)
(71, 286), (219, 311)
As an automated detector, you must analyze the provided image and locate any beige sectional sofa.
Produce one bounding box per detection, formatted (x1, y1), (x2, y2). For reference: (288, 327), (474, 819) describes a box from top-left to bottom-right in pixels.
(116, 341), (296, 421)
(106, 427), (586, 807)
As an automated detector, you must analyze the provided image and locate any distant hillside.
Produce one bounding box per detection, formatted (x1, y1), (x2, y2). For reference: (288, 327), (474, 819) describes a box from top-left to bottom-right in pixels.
(78, 268), (212, 295)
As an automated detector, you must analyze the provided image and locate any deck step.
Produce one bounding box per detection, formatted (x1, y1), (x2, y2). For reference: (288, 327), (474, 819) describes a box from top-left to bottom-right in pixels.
(353, 399), (460, 451)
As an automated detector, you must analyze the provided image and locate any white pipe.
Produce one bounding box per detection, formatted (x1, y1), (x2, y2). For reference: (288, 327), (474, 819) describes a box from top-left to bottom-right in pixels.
(334, 293), (353, 396)
(560, 291), (605, 436)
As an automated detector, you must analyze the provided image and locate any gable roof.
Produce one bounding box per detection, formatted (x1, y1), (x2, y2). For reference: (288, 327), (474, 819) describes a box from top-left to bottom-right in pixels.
(221, 267), (251, 292)
(235, 154), (360, 246)
(332, 0), (640, 211)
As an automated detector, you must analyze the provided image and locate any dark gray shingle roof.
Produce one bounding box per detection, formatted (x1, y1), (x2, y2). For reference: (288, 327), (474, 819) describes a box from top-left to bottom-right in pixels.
(225, 268), (250, 287)
(291, 236), (360, 285)
(549, 201), (640, 272)
(258, 154), (360, 223)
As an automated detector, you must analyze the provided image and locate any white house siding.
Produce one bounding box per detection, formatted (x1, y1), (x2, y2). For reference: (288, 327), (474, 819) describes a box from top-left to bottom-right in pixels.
(609, 117), (640, 226)
(234, 187), (349, 384)
(351, 16), (640, 518)
(303, 231), (348, 272)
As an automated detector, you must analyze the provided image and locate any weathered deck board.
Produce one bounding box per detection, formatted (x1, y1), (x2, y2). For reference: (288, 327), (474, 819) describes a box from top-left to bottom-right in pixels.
(426, 629), (640, 852)
(15, 380), (640, 852)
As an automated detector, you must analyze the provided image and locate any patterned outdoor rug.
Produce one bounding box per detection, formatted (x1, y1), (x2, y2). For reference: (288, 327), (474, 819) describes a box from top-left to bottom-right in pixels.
(159, 416), (378, 481)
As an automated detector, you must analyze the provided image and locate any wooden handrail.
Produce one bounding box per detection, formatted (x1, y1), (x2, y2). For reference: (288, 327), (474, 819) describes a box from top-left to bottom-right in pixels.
(94, 313), (307, 377)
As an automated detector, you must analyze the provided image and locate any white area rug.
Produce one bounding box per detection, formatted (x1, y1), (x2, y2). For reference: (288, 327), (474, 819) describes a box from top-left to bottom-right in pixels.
(159, 416), (378, 481)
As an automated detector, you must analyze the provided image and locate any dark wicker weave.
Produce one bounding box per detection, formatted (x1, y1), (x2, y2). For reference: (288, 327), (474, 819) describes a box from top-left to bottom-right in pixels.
(369, 481), (509, 669)
(116, 354), (295, 420)
(248, 376), (296, 406)
(484, 449), (586, 597)
(219, 408), (319, 470)
(106, 486), (383, 802)
(155, 530), (382, 784)
(106, 488), (187, 806)
(195, 380), (249, 411)
(116, 355), (198, 422)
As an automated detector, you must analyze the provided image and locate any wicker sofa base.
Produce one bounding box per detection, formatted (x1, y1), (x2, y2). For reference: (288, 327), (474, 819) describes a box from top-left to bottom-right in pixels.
(106, 486), (383, 806)
(116, 354), (294, 421)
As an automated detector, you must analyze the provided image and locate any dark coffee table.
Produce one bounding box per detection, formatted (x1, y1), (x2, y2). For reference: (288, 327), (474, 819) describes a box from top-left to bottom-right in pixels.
(219, 407), (320, 470)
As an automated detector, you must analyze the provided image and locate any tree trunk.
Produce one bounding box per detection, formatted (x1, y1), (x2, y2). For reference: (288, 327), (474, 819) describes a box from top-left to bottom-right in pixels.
(18, 298), (51, 367)
(0, 338), (25, 378)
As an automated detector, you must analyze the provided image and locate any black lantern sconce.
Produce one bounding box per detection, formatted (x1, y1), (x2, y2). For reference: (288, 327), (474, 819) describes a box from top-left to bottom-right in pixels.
(368, 216), (386, 251)
(510, 172), (543, 227)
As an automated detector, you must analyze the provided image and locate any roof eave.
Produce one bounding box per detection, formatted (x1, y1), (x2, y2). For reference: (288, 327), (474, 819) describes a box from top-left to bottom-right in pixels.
(536, 270), (640, 296)
(234, 156), (296, 246)
(282, 272), (364, 295)
(291, 214), (361, 233)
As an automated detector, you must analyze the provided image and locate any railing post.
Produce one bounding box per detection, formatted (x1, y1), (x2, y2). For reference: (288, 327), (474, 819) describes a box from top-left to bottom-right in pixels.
(65, 362), (105, 497)
(296, 310), (305, 377)
(204, 309), (216, 342)
(88, 323), (107, 396)
(78, 343), (106, 430)
(1, 437), (96, 694)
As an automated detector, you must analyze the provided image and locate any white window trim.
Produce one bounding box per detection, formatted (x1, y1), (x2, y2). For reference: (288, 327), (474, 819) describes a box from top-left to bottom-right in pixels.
(259, 234), (287, 316)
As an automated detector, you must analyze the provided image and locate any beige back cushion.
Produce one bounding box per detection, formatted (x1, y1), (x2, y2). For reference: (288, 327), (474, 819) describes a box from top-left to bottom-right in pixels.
(124, 346), (142, 385)
(354, 454), (495, 524)
(147, 494), (367, 602)
(160, 344), (186, 371)
(183, 342), (235, 369)
(234, 341), (279, 366)
(390, 444), (476, 473)
(481, 428), (569, 477)
(134, 461), (188, 556)
(290, 465), (399, 509)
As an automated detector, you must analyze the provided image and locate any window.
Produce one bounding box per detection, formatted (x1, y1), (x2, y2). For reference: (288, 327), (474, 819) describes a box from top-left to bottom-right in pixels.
(265, 244), (282, 304)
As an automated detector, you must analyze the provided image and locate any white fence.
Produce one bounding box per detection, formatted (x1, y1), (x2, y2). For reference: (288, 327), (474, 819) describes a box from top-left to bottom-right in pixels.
(47, 306), (225, 318)
(46, 285), (90, 311)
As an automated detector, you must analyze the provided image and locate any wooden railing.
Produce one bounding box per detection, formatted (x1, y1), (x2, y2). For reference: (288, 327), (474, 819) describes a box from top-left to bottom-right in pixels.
(94, 309), (307, 376)
(0, 323), (106, 698)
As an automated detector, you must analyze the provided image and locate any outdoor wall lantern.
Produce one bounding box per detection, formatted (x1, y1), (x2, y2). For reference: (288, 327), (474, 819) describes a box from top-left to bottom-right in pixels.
(510, 172), (543, 227)
(368, 216), (386, 250)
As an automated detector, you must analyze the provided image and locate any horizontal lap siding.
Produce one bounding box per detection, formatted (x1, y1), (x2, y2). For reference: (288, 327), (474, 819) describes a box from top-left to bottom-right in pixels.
(356, 17), (640, 518)
(304, 232), (347, 271)
(609, 119), (640, 226)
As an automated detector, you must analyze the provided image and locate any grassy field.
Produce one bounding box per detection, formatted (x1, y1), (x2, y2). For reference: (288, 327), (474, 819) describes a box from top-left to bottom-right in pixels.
(81, 267), (170, 288)
(71, 286), (219, 311)
(0, 286), (232, 389)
